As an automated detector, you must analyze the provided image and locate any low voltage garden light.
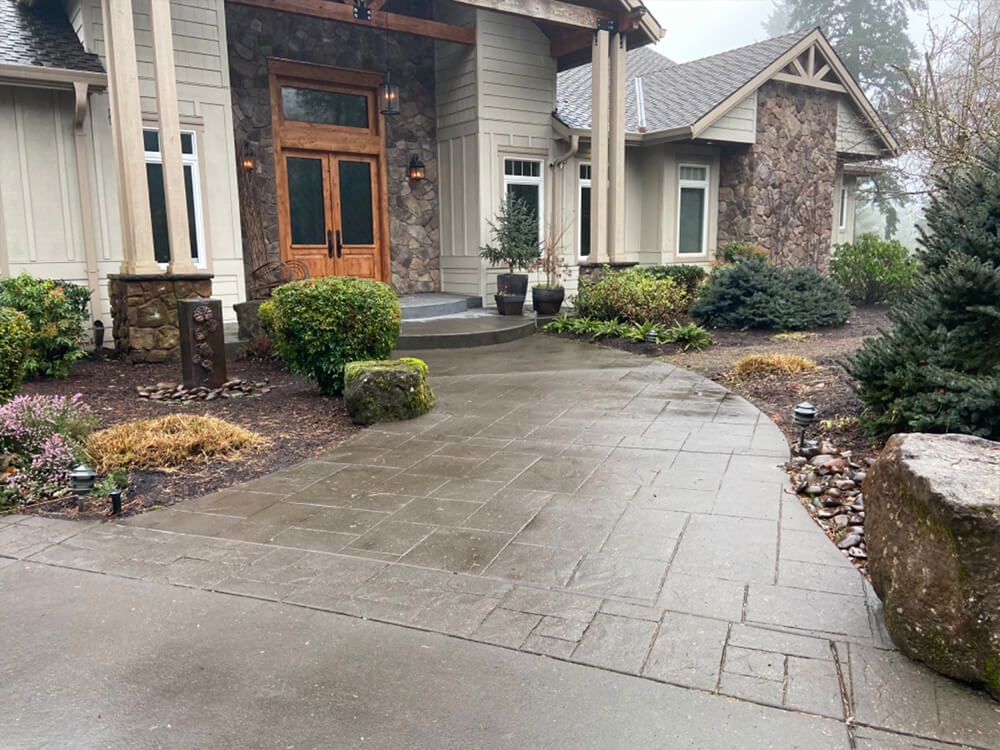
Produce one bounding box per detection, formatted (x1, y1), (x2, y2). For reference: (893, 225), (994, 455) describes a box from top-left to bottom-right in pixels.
(69, 464), (97, 511)
(793, 401), (817, 450)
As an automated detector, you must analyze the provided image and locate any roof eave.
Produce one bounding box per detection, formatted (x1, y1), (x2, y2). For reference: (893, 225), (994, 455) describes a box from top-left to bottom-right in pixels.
(0, 62), (107, 90)
(551, 114), (693, 145)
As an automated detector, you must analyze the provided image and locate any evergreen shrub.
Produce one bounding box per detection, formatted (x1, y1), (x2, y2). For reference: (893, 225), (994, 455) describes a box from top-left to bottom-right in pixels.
(0, 307), (32, 402)
(690, 256), (852, 330)
(638, 264), (707, 296)
(0, 274), (91, 378)
(573, 268), (688, 324)
(259, 277), (401, 395)
(830, 233), (918, 304)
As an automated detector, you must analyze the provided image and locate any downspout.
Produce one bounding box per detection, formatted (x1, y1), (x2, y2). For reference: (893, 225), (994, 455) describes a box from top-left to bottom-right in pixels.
(71, 81), (105, 335)
(549, 134), (579, 242)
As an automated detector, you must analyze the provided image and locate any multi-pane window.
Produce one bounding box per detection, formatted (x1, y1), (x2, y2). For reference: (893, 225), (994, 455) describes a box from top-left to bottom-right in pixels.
(143, 129), (204, 266)
(677, 164), (708, 255)
(579, 163), (591, 259)
(503, 158), (543, 246)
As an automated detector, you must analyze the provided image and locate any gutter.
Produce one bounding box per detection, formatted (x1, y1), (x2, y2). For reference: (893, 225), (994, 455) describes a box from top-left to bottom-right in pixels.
(0, 63), (107, 91)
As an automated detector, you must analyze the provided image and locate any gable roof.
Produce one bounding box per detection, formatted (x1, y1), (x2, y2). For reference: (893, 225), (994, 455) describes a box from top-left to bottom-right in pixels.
(0, 0), (104, 75)
(555, 27), (897, 155)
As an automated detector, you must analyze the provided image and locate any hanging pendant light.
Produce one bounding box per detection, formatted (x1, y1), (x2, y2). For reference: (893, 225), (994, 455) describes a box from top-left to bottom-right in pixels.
(379, 71), (400, 116)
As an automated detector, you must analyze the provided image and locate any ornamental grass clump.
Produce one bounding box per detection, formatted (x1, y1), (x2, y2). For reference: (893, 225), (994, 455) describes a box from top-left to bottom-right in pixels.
(260, 276), (401, 395)
(87, 414), (265, 472)
(729, 354), (817, 380)
(0, 394), (97, 509)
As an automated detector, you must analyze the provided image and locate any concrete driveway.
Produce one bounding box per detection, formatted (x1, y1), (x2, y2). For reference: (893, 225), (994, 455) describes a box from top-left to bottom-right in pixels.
(1, 336), (996, 748)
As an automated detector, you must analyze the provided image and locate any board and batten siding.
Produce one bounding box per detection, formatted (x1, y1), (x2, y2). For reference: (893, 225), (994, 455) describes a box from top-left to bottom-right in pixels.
(836, 99), (881, 157)
(701, 91), (756, 144)
(62, 0), (245, 321)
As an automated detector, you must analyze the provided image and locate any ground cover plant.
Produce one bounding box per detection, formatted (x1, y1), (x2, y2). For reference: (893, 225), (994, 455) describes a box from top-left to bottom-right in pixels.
(0, 274), (90, 378)
(260, 276), (401, 395)
(830, 233), (918, 304)
(88, 414), (264, 471)
(848, 141), (1000, 439)
(691, 255), (852, 330)
(0, 394), (97, 510)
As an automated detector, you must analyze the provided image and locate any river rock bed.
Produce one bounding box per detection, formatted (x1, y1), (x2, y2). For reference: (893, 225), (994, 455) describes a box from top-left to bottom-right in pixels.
(136, 378), (271, 402)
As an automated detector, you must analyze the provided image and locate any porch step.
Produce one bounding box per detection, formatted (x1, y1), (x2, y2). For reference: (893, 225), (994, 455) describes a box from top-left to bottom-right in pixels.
(396, 309), (537, 350)
(398, 293), (482, 320)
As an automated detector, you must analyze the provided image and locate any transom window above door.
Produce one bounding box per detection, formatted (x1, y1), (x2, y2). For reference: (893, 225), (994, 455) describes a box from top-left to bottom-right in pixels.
(280, 84), (373, 131)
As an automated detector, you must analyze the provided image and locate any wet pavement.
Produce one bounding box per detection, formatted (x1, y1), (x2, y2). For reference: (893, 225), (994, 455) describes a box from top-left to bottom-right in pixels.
(1, 336), (997, 748)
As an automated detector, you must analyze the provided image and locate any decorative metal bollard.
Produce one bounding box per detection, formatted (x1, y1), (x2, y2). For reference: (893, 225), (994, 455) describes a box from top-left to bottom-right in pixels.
(178, 299), (228, 390)
(793, 401), (817, 450)
(69, 464), (97, 512)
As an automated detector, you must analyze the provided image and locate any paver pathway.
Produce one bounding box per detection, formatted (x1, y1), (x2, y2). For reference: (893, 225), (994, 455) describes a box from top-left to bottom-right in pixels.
(1, 336), (997, 748)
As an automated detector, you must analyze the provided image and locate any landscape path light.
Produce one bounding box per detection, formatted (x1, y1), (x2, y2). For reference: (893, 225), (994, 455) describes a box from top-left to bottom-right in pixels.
(793, 401), (817, 450)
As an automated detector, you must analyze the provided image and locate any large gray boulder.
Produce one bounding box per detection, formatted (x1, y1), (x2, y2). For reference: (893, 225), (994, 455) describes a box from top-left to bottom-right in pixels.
(343, 358), (435, 427)
(865, 433), (1000, 699)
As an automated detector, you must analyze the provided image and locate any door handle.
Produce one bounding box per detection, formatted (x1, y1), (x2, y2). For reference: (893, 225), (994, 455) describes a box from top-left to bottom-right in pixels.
(335, 229), (343, 258)
(327, 230), (334, 259)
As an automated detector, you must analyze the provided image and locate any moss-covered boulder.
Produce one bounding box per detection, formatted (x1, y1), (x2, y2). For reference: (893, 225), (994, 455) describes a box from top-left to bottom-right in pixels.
(343, 358), (435, 426)
(865, 433), (1000, 698)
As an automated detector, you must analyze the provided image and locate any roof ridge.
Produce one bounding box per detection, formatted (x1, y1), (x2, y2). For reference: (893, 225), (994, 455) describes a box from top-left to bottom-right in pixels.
(671, 26), (816, 69)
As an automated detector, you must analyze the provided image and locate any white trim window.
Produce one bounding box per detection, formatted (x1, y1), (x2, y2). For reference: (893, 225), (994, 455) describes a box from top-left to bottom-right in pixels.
(143, 128), (206, 267)
(839, 186), (848, 230)
(578, 163), (591, 260)
(503, 157), (543, 246)
(677, 164), (709, 256)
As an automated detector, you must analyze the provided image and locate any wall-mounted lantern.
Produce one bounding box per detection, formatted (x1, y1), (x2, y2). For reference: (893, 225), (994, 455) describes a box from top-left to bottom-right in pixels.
(378, 72), (400, 116)
(407, 154), (426, 181)
(239, 140), (256, 171)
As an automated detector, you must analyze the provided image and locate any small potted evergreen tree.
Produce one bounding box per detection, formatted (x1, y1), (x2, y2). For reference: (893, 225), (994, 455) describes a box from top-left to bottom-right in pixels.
(479, 194), (541, 315)
(531, 224), (569, 315)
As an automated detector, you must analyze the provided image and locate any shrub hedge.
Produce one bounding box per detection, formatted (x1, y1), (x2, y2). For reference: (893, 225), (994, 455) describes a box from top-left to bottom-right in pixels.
(638, 264), (707, 296)
(690, 256), (852, 330)
(573, 267), (688, 325)
(0, 307), (32, 402)
(0, 274), (90, 378)
(830, 234), (918, 304)
(260, 276), (401, 395)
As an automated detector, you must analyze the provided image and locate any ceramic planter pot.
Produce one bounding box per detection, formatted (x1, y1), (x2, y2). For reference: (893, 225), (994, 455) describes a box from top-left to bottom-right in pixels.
(497, 273), (529, 297)
(532, 287), (565, 315)
(494, 293), (525, 316)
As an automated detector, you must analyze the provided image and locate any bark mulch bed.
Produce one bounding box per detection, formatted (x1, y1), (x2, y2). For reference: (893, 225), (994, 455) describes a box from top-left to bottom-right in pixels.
(19, 354), (360, 518)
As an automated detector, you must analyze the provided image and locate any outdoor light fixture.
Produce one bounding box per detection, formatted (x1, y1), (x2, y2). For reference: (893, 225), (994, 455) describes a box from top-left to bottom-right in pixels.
(240, 140), (256, 171)
(644, 327), (660, 344)
(407, 154), (426, 180)
(379, 72), (400, 116)
(109, 488), (123, 516)
(793, 401), (817, 450)
(69, 464), (97, 512)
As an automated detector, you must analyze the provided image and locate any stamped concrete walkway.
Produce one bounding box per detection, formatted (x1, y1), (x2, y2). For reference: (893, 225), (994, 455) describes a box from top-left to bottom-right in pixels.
(1, 337), (997, 748)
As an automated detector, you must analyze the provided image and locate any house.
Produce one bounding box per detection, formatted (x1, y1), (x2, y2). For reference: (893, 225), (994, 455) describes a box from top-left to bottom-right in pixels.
(0, 0), (894, 362)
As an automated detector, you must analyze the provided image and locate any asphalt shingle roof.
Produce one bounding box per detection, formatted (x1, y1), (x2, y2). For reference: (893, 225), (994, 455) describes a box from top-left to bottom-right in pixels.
(556, 28), (815, 134)
(0, 0), (104, 74)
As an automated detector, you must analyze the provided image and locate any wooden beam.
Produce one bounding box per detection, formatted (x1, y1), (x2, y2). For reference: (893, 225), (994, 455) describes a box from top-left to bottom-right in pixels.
(550, 28), (591, 59)
(450, 0), (611, 31)
(368, 0), (387, 9)
(227, 0), (476, 45)
(772, 72), (846, 93)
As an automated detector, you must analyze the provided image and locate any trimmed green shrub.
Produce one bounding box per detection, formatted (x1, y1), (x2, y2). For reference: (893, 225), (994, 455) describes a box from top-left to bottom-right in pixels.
(343, 357), (435, 426)
(716, 241), (767, 264)
(848, 143), (1000, 439)
(830, 234), (918, 304)
(260, 276), (401, 395)
(690, 256), (852, 330)
(0, 274), (90, 378)
(573, 268), (688, 325)
(0, 307), (32, 402)
(638, 264), (707, 296)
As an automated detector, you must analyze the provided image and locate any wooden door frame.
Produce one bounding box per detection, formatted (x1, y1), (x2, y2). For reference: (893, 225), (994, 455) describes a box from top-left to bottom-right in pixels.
(268, 58), (391, 283)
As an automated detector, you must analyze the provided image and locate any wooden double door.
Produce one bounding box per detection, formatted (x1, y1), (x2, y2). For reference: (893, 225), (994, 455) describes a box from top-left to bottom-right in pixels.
(270, 60), (390, 282)
(283, 150), (381, 280)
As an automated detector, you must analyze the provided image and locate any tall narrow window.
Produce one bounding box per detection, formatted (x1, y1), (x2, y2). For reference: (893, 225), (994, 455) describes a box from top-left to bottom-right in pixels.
(579, 163), (591, 259)
(143, 129), (204, 266)
(502, 158), (543, 246)
(839, 186), (848, 230)
(677, 164), (708, 255)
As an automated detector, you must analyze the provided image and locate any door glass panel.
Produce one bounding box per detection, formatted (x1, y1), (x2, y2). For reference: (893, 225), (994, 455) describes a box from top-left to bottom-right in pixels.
(338, 160), (374, 245)
(678, 186), (705, 254)
(282, 86), (369, 128)
(287, 157), (326, 246)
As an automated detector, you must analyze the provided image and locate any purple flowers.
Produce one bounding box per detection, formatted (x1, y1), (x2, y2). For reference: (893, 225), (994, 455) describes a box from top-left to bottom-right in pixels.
(0, 394), (96, 508)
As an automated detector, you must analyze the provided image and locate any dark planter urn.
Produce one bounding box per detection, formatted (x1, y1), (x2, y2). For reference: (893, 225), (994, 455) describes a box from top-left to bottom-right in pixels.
(532, 287), (565, 315)
(494, 293), (525, 316)
(497, 273), (529, 297)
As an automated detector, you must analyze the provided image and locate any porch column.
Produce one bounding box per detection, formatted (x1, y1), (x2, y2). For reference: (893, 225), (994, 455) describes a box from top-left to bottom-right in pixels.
(590, 29), (610, 264)
(150, 0), (196, 274)
(608, 32), (626, 261)
(102, 0), (159, 274)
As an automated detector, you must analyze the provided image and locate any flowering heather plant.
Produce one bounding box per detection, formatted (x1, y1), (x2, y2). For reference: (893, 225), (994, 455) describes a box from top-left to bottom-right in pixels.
(0, 394), (97, 509)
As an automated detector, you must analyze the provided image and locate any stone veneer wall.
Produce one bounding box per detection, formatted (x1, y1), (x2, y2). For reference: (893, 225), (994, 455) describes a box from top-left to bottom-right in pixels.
(226, 4), (440, 295)
(108, 275), (213, 362)
(717, 81), (839, 270)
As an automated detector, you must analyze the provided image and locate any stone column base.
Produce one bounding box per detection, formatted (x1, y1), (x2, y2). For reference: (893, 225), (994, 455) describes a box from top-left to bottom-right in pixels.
(108, 274), (213, 362)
